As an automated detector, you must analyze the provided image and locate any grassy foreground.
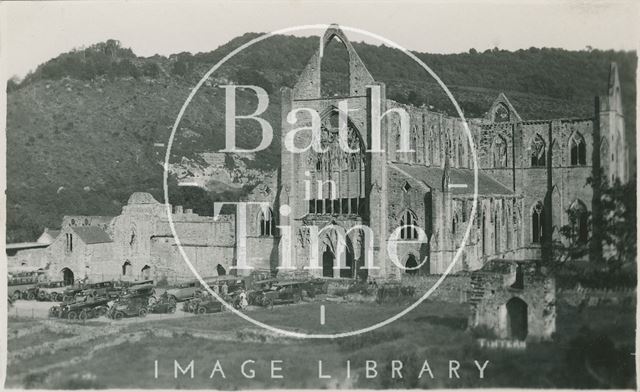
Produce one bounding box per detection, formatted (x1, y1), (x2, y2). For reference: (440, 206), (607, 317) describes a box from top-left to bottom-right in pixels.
(5, 298), (636, 389)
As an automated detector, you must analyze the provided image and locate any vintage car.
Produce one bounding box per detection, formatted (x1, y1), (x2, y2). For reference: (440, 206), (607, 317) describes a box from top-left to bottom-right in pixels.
(256, 281), (304, 307)
(61, 284), (86, 302)
(80, 281), (122, 300)
(107, 296), (149, 319)
(49, 296), (111, 320)
(8, 270), (45, 301)
(204, 276), (247, 299)
(37, 281), (68, 301)
(165, 280), (201, 303)
(166, 277), (232, 303)
(23, 286), (40, 300)
(247, 278), (278, 305)
(119, 282), (156, 303)
(188, 295), (225, 314)
(148, 296), (177, 314)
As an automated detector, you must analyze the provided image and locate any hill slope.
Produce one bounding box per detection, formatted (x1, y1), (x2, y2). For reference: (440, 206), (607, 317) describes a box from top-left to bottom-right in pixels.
(5, 34), (637, 242)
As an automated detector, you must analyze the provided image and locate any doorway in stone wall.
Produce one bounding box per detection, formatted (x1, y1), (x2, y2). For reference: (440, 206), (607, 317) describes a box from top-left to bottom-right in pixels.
(216, 264), (226, 276)
(506, 297), (528, 340)
(61, 267), (74, 285)
(122, 261), (132, 277)
(322, 249), (334, 277)
(405, 254), (418, 275)
(141, 265), (151, 280)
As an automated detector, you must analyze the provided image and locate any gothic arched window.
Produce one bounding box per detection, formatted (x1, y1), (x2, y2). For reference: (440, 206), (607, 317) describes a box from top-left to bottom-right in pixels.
(399, 210), (419, 240)
(410, 127), (418, 163)
(569, 132), (586, 166)
(259, 207), (275, 236)
(531, 201), (544, 243)
(569, 200), (589, 244)
(492, 135), (508, 168)
(530, 134), (546, 167)
(349, 154), (358, 170)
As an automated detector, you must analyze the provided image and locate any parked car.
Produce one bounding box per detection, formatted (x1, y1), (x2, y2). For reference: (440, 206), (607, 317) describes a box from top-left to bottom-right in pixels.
(165, 281), (201, 303)
(166, 277), (235, 303)
(107, 296), (149, 319)
(120, 281), (156, 303)
(247, 278), (278, 305)
(62, 284), (87, 303)
(81, 281), (121, 300)
(8, 270), (45, 301)
(50, 296), (111, 320)
(36, 281), (68, 301)
(23, 286), (40, 301)
(187, 294), (225, 314)
(148, 294), (177, 314)
(204, 276), (247, 298)
(256, 281), (304, 307)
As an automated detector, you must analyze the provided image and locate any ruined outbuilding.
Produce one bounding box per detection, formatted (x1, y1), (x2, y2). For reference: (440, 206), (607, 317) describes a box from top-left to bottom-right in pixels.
(468, 260), (556, 341)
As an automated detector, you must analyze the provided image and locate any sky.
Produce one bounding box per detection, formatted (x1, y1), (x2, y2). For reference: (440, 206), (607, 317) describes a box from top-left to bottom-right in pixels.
(1, 0), (638, 80)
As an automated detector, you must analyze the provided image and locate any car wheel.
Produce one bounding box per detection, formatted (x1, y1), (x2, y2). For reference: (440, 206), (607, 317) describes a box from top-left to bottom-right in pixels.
(79, 310), (88, 321)
(114, 311), (124, 320)
(67, 311), (78, 320)
(139, 308), (148, 317)
(197, 306), (206, 314)
(38, 292), (47, 301)
(12, 292), (21, 301)
(26, 292), (35, 300)
(56, 293), (64, 302)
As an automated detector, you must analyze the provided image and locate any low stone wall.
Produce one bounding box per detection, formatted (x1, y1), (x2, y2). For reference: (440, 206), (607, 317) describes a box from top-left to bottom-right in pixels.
(400, 274), (471, 303)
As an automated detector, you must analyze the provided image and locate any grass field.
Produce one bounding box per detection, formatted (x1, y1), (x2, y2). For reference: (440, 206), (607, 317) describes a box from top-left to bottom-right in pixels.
(5, 298), (636, 389)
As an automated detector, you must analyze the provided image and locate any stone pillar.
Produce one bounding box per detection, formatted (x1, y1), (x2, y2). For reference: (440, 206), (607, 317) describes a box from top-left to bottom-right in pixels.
(366, 83), (389, 280)
(279, 87), (295, 271)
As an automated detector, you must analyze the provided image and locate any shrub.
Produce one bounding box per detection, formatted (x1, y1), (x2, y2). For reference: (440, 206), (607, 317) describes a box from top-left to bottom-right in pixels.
(376, 284), (416, 304)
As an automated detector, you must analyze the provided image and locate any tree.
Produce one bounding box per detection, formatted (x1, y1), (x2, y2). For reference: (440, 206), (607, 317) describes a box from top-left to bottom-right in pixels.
(6, 75), (20, 92)
(141, 62), (161, 78)
(550, 176), (636, 287)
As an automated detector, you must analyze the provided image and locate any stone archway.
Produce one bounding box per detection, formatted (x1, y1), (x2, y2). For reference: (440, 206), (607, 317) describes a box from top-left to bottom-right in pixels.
(405, 254), (418, 275)
(506, 297), (528, 340)
(61, 268), (74, 286)
(122, 261), (132, 277)
(141, 265), (151, 280)
(322, 249), (334, 277)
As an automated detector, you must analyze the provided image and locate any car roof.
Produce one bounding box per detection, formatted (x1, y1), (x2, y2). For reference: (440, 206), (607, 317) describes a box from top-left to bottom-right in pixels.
(128, 283), (154, 290)
(275, 280), (304, 286)
(254, 279), (278, 284)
